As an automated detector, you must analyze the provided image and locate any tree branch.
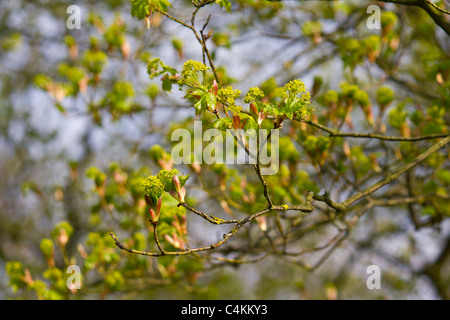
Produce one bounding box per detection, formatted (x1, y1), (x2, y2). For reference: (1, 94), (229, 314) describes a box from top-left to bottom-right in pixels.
(379, 0), (450, 36)
(300, 119), (450, 142)
(339, 136), (450, 211)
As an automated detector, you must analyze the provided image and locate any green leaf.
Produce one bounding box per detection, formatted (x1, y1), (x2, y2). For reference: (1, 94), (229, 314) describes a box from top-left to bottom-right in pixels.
(157, 0), (172, 12)
(213, 117), (232, 130)
(162, 76), (172, 92)
(147, 58), (177, 80)
(216, 0), (232, 13)
(194, 95), (207, 116)
(204, 92), (217, 111)
(262, 103), (279, 116)
(194, 92), (216, 116)
(131, 0), (152, 20)
(178, 174), (190, 188)
(243, 116), (258, 131)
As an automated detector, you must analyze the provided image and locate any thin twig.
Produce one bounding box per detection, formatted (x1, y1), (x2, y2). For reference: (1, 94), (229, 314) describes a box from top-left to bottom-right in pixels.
(300, 119), (450, 142)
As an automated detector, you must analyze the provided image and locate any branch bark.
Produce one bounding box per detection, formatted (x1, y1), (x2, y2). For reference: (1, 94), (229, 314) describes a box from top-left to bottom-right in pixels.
(379, 0), (450, 36)
(314, 136), (450, 212)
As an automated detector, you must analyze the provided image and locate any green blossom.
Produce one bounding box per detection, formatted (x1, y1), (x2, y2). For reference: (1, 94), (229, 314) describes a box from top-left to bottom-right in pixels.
(301, 92), (311, 103)
(324, 90), (339, 106)
(381, 11), (398, 29)
(277, 79), (313, 119)
(141, 176), (164, 203)
(354, 90), (370, 107)
(51, 221), (74, 241)
(180, 59), (209, 83)
(283, 80), (306, 96)
(296, 105), (313, 118)
(141, 169), (189, 204)
(149, 144), (167, 162)
(157, 169), (180, 189)
(157, 169), (189, 192)
(388, 104), (408, 129)
(217, 86), (241, 105)
(340, 82), (360, 99)
(377, 86), (394, 107)
(6, 261), (26, 293)
(244, 87), (265, 103)
(86, 166), (106, 187)
(40, 239), (54, 258)
(82, 50), (108, 75)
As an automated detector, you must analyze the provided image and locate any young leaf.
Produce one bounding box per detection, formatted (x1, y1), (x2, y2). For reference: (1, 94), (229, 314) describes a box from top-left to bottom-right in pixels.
(131, 0), (152, 20)
(162, 76), (172, 92)
(213, 117), (232, 130)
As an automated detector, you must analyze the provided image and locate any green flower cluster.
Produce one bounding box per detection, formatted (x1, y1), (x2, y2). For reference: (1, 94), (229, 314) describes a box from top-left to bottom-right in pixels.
(86, 166), (106, 187)
(381, 11), (398, 29)
(275, 79), (313, 120)
(301, 92), (311, 104)
(217, 86), (241, 105)
(354, 90), (370, 107)
(141, 169), (189, 204)
(283, 80), (306, 96)
(180, 59), (209, 83)
(141, 175), (164, 204)
(244, 87), (265, 103)
(323, 90), (339, 106)
(376, 86), (395, 107)
(157, 169), (183, 191)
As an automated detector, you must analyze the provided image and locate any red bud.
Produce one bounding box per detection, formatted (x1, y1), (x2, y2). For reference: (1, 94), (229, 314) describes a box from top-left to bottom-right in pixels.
(172, 175), (181, 193)
(250, 102), (258, 115)
(212, 80), (218, 96)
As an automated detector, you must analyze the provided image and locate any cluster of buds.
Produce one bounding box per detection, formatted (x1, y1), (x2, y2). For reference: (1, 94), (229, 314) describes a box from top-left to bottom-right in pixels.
(149, 145), (174, 171)
(145, 194), (162, 225)
(169, 175), (186, 203)
(142, 169), (189, 224)
(249, 103), (269, 127)
(232, 114), (247, 129)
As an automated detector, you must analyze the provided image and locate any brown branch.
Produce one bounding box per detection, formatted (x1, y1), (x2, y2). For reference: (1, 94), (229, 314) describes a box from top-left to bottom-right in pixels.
(313, 136), (450, 212)
(110, 223), (243, 257)
(154, 7), (220, 83)
(422, 0), (450, 15)
(379, 0), (450, 36)
(111, 192), (314, 257)
(180, 202), (240, 225)
(153, 224), (166, 254)
(300, 119), (450, 142)
(340, 136), (450, 210)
